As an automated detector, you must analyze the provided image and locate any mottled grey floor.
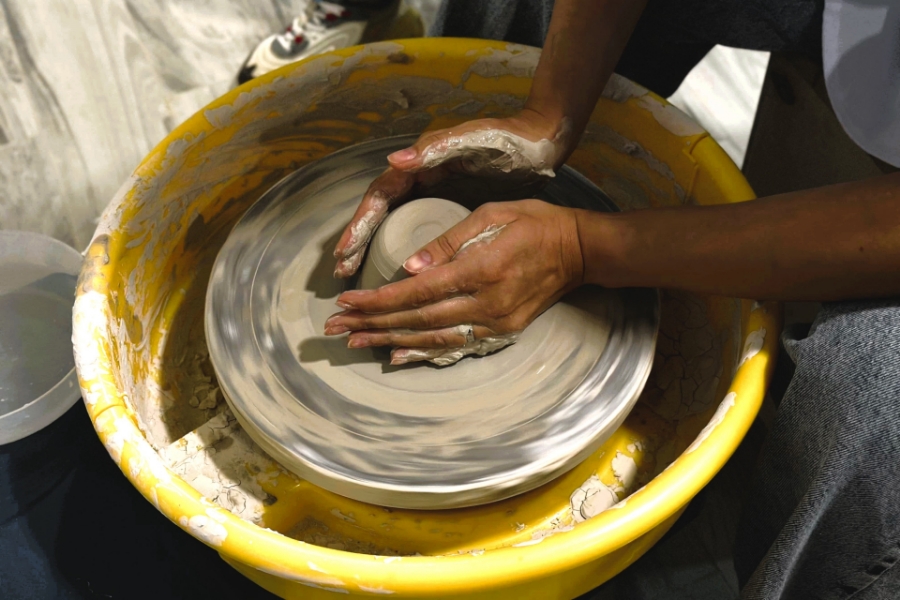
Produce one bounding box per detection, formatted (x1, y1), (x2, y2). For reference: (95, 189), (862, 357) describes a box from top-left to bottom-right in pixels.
(0, 1), (762, 598)
(0, 0), (311, 250)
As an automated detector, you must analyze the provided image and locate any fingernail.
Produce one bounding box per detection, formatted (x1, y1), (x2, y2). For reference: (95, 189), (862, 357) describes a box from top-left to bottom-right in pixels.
(403, 250), (432, 273)
(390, 348), (411, 365)
(338, 290), (371, 308)
(388, 147), (417, 163)
(324, 325), (349, 336)
(347, 337), (367, 349)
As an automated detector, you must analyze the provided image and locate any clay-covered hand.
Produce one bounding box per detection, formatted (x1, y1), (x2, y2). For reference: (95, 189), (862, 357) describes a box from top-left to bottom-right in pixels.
(332, 109), (570, 277)
(324, 200), (585, 365)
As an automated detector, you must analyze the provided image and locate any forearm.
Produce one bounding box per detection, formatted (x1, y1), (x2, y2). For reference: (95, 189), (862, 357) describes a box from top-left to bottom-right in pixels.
(577, 173), (900, 301)
(526, 0), (647, 155)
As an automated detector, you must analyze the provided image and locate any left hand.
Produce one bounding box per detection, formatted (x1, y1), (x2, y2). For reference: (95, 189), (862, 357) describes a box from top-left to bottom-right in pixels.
(331, 110), (569, 279)
(323, 200), (585, 364)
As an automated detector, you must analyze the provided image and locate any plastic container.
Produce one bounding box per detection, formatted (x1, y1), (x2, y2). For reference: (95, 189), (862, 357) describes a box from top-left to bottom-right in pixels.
(0, 230), (82, 445)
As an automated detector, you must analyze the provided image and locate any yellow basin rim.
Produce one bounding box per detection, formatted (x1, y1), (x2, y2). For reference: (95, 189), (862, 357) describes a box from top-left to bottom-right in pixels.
(73, 38), (781, 597)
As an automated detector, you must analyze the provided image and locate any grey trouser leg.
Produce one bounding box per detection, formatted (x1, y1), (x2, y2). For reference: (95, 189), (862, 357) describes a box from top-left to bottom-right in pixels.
(430, 0), (713, 98)
(736, 300), (900, 599)
(430, 0), (552, 45)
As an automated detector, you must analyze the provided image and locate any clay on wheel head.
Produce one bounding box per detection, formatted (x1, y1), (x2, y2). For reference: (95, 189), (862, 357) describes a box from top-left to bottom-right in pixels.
(204, 137), (659, 509)
(357, 198), (471, 290)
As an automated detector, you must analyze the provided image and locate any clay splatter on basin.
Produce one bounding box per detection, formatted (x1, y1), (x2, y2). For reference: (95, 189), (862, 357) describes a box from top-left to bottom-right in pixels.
(73, 39), (779, 599)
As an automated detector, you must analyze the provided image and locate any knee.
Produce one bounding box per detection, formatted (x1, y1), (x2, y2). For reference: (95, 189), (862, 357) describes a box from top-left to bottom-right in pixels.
(787, 299), (900, 434)
(794, 299), (900, 370)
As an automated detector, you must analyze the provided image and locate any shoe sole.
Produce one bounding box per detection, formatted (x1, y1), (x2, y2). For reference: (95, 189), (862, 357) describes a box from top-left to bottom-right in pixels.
(236, 0), (422, 86)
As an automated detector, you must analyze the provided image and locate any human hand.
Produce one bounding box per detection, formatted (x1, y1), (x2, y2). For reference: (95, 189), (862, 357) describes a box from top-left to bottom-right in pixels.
(332, 109), (571, 277)
(324, 199), (585, 365)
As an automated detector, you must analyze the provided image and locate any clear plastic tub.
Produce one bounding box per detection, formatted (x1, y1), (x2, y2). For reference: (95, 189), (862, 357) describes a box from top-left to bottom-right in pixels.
(0, 231), (82, 445)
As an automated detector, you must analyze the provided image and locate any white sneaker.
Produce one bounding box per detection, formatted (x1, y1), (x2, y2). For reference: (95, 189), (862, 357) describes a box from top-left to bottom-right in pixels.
(238, 1), (401, 84)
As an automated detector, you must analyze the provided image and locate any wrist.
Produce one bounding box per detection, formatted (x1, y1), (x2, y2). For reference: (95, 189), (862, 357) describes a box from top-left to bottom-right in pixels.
(515, 106), (576, 166)
(573, 208), (638, 288)
(520, 101), (566, 135)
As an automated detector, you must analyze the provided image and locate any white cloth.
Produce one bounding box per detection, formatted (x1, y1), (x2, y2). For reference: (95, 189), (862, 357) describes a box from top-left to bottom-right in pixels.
(823, 0), (900, 167)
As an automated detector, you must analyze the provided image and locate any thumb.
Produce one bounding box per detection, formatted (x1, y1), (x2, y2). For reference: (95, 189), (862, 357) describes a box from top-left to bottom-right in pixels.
(403, 211), (499, 274)
(386, 125), (467, 172)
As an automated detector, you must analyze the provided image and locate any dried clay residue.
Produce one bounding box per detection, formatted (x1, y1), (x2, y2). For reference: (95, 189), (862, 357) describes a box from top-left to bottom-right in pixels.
(186, 352), (221, 410)
(584, 123), (686, 203)
(511, 516), (574, 547)
(569, 476), (619, 523)
(739, 328), (766, 367)
(600, 74), (649, 104)
(568, 449), (655, 523)
(636, 95), (705, 137)
(685, 392), (737, 454)
(150, 311), (229, 446)
(641, 291), (733, 421)
(161, 410), (285, 525)
(461, 44), (539, 81)
(179, 512), (229, 547)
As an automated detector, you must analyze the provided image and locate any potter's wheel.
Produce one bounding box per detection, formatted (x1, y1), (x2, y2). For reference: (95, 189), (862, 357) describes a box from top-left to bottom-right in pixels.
(206, 136), (659, 509)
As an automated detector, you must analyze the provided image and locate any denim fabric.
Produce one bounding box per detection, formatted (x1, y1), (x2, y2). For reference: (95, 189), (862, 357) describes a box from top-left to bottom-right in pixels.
(736, 300), (900, 599)
(431, 0), (822, 97)
(0, 403), (275, 599)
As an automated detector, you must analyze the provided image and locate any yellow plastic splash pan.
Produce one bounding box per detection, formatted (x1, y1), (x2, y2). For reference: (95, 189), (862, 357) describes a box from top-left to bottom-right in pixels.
(73, 38), (780, 599)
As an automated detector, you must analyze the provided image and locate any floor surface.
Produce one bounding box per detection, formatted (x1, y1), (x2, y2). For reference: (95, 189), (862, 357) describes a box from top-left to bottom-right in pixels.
(669, 46), (769, 169)
(0, 0), (307, 250)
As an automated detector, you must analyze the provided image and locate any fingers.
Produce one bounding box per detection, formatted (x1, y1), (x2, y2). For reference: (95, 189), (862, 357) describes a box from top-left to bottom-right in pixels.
(390, 346), (454, 366)
(391, 331), (520, 366)
(386, 127), (457, 171)
(386, 120), (502, 173)
(324, 295), (479, 334)
(402, 209), (504, 274)
(344, 324), (495, 350)
(333, 168), (415, 278)
(335, 262), (472, 313)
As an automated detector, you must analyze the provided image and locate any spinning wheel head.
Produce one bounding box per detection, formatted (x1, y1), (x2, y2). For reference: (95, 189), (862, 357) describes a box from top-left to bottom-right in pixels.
(205, 136), (659, 509)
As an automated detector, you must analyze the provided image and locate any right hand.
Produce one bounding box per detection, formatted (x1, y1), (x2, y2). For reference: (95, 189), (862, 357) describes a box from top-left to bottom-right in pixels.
(332, 109), (571, 278)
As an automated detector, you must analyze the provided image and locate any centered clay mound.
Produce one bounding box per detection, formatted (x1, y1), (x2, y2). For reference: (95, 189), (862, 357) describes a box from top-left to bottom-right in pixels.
(206, 136), (659, 509)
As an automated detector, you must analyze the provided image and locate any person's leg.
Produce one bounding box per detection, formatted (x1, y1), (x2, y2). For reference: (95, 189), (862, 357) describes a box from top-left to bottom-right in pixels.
(430, 0), (826, 99)
(430, 0), (710, 98)
(429, 0), (553, 47)
(735, 300), (900, 599)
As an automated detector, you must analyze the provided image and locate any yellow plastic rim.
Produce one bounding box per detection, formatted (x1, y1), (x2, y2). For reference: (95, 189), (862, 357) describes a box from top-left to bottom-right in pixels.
(73, 38), (780, 597)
